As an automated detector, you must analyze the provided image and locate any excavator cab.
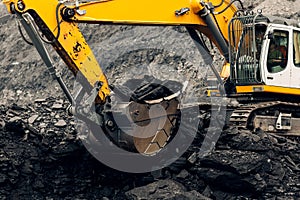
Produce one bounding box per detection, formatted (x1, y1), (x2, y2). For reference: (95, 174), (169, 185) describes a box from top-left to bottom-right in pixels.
(228, 13), (300, 97)
(228, 14), (268, 86)
(261, 24), (298, 89)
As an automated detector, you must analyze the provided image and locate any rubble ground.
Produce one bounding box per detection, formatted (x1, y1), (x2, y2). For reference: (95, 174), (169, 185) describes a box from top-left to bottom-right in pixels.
(0, 98), (299, 199)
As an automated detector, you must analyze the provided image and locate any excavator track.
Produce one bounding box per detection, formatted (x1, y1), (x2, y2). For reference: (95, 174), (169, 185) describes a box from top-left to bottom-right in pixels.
(166, 99), (300, 173)
(229, 101), (281, 128)
(229, 101), (300, 136)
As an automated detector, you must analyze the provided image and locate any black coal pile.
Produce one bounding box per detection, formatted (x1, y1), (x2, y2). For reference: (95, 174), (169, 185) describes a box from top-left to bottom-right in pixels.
(0, 98), (156, 199)
(189, 127), (300, 199)
(0, 98), (299, 199)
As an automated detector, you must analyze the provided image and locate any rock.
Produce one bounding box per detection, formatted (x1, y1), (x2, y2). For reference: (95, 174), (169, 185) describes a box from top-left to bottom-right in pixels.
(126, 179), (190, 200)
(0, 153), (9, 162)
(34, 99), (46, 103)
(226, 127), (239, 135)
(254, 0), (300, 18)
(176, 169), (190, 179)
(39, 122), (47, 128)
(33, 178), (45, 189)
(200, 150), (265, 175)
(126, 179), (211, 200)
(55, 99), (64, 104)
(54, 120), (67, 127)
(0, 119), (5, 129)
(51, 142), (80, 156)
(8, 116), (22, 123)
(51, 103), (63, 109)
(11, 104), (25, 111)
(191, 149), (269, 196)
(25, 124), (39, 135)
(246, 132), (261, 142)
(0, 174), (7, 183)
(181, 190), (212, 200)
(21, 160), (33, 174)
(28, 114), (38, 124)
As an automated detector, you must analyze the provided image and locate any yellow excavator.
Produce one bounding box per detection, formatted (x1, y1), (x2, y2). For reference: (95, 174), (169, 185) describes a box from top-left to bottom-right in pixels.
(2, 0), (300, 157)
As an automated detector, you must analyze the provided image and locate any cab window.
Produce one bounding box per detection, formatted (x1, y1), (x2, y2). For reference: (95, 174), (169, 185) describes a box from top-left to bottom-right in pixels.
(293, 31), (300, 67)
(267, 30), (288, 73)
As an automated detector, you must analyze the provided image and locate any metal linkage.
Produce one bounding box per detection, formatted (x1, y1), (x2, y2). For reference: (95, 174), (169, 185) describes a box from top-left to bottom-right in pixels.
(17, 12), (75, 105)
(186, 27), (225, 96)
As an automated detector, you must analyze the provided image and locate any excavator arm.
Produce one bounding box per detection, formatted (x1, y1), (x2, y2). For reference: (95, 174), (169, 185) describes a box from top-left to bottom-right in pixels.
(3, 0), (237, 102)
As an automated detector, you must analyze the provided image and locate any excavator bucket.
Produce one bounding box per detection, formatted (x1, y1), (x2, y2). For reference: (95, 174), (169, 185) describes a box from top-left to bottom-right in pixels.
(99, 77), (183, 155)
(130, 98), (179, 154)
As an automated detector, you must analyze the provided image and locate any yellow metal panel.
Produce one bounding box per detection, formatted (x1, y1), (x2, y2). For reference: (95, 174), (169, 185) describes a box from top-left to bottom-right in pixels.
(236, 85), (300, 96)
(56, 21), (110, 101)
(220, 63), (230, 79)
(206, 89), (221, 97)
(69, 0), (236, 42)
(236, 85), (262, 93)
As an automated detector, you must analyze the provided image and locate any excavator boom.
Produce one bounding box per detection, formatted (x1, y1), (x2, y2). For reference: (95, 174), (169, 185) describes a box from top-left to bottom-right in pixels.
(2, 0), (237, 103)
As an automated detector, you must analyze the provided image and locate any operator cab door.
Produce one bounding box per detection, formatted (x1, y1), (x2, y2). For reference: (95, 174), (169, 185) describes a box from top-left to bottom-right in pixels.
(290, 29), (300, 88)
(261, 26), (291, 88)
